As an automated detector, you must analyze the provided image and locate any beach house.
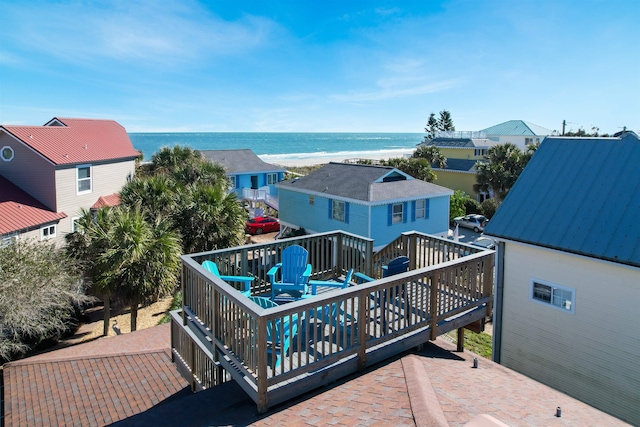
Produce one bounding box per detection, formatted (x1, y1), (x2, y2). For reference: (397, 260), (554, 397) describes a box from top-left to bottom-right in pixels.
(484, 131), (640, 425)
(276, 162), (452, 249)
(0, 117), (140, 245)
(199, 149), (286, 213)
(418, 133), (498, 202)
(480, 119), (554, 150)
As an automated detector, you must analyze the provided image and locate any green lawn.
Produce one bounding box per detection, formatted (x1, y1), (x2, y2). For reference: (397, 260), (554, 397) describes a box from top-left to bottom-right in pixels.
(446, 329), (493, 359)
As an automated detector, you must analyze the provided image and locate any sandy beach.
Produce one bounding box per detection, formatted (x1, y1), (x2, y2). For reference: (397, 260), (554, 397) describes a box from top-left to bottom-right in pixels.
(262, 148), (415, 167)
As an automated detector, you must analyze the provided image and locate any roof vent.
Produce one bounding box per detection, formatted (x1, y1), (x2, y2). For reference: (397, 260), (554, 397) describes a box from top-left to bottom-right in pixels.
(29, 135), (33, 138)
(84, 144), (88, 149)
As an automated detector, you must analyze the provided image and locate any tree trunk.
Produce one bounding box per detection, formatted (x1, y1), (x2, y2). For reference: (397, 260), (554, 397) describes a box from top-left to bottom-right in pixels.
(130, 301), (138, 332)
(102, 293), (111, 336)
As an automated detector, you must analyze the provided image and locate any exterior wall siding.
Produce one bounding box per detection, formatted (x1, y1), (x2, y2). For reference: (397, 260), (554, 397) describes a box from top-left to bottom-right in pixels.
(500, 241), (640, 424)
(0, 134), (57, 210)
(279, 189), (450, 248)
(432, 170), (477, 199)
(55, 159), (135, 235)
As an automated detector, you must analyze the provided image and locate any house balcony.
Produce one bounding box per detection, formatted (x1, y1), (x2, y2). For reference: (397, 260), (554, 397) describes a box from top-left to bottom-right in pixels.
(171, 230), (494, 413)
(242, 187), (278, 211)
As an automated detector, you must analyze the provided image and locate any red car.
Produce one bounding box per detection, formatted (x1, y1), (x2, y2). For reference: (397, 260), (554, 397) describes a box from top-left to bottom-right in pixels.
(245, 216), (280, 235)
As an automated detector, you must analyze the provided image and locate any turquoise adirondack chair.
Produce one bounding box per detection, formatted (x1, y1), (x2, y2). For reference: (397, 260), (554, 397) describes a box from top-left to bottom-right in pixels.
(305, 269), (354, 297)
(249, 296), (298, 368)
(268, 245), (312, 301)
(202, 260), (253, 297)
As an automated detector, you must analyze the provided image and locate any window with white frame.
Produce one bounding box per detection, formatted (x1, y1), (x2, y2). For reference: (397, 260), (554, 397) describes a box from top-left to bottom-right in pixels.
(71, 217), (80, 232)
(332, 200), (345, 222)
(415, 199), (425, 219)
(2, 232), (18, 247)
(77, 165), (92, 194)
(531, 279), (575, 313)
(1, 146), (14, 162)
(267, 173), (277, 185)
(41, 224), (56, 240)
(229, 176), (236, 188)
(392, 203), (403, 224)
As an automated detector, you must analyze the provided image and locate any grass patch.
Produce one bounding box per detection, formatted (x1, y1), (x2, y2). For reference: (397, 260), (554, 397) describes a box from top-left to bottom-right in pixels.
(158, 291), (182, 325)
(446, 329), (493, 359)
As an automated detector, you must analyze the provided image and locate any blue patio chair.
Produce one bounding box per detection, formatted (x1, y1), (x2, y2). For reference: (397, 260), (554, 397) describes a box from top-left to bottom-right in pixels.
(304, 269), (354, 297)
(267, 312), (298, 368)
(202, 260), (253, 297)
(248, 296), (279, 309)
(382, 256), (410, 277)
(268, 245), (312, 301)
(248, 296), (296, 368)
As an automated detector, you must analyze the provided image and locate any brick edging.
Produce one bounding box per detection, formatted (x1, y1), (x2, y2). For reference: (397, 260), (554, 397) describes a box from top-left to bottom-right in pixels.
(402, 355), (450, 427)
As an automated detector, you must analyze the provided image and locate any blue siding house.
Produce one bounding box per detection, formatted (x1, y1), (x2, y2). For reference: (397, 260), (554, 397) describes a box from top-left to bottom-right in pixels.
(484, 131), (640, 424)
(199, 149), (286, 209)
(277, 163), (452, 249)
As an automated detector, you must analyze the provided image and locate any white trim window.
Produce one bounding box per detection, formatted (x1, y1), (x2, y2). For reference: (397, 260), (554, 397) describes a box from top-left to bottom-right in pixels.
(71, 216), (81, 232)
(415, 199), (425, 219)
(2, 232), (18, 247)
(41, 224), (56, 240)
(332, 200), (345, 222)
(229, 176), (236, 188)
(267, 173), (277, 185)
(1, 145), (14, 162)
(77, 164), (92, 194)
(392, 203), (403, 224)
(530, 278), (575, 313)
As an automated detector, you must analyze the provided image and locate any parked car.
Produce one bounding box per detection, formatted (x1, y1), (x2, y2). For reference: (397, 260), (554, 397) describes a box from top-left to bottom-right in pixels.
(245, 216), (280, 235)
(453, 214), (488, 233)
(472, 236), (496, 250)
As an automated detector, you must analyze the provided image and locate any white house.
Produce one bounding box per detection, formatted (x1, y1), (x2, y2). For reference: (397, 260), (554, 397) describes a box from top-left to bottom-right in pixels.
(484, 131), (640, 425)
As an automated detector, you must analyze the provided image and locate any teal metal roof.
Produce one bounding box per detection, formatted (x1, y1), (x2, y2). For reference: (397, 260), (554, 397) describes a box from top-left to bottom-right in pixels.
(481, 120), (553, 136)
(484, 133), (640, 267)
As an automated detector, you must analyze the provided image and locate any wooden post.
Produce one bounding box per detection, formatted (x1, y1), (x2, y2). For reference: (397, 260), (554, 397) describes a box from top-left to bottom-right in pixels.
(456, 327), (465, 352)
(182, 264), (187, 326)
(357, 290), (367, 370)
(257, 315), (268, 413)
(429, 274), (438, 340)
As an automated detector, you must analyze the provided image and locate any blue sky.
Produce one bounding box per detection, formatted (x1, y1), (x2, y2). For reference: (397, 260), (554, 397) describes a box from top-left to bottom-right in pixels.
(1, 0), (638, 134)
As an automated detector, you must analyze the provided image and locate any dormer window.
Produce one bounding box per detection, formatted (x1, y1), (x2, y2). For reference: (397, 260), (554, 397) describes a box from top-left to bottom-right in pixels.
(1, 146), (14, 162)
(77, 164), (92, 194)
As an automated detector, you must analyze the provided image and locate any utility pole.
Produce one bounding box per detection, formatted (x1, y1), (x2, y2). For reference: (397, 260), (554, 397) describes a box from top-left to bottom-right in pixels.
(562, 120), (566, 136)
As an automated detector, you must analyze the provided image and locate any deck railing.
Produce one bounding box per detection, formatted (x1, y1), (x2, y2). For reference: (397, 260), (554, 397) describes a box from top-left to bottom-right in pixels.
(172, 231), (493, 412)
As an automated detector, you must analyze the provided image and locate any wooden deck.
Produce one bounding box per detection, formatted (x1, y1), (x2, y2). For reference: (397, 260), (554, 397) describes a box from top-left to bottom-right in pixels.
(171, 230), (494, 412)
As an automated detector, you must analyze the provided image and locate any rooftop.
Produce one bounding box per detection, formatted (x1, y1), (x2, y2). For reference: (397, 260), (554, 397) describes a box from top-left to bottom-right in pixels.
(3, 324), (628, 426)
(198, 149), (286, 174)
(1, 117), (140, 166)
(0, 175), (67, 234)
(485, 133), (640, 267)
(480, 120), (554, 137)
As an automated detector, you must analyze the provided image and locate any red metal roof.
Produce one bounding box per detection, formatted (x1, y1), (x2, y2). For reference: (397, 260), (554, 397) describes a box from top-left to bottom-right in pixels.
(91, 193), (121, 209)
(0, 176), (67, 234)
(1, 117), (140, 166)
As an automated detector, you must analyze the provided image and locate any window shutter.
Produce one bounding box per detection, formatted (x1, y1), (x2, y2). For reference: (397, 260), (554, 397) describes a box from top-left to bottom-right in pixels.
(329, 199), (333, 219)
(387, 204), (392, 226)
(345, 202), (350, 224)
(411, 201), (416, 222)
(403, 202), (408, 223)
(425, 199), (430, 219)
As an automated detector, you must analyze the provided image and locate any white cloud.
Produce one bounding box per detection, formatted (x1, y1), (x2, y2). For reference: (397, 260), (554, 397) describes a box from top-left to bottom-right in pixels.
(4, 1), (278, 68)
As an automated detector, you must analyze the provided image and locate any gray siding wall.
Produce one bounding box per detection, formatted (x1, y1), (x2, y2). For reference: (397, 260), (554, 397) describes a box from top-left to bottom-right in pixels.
(0, 133), (57, 210)
(55, 159), (135, 236)
(500, 241), (640, 425)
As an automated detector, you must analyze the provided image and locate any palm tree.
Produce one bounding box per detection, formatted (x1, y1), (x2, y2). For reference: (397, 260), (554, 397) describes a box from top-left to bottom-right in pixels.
(66, 208), (116, 336)
(474, 143), (530, 200)
(99, 208), (182, 331)
(413, 145), (447, 169)
(177, 183), (246, 253)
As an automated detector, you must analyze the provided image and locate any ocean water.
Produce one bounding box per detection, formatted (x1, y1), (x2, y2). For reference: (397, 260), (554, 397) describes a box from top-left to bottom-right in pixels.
(128, 132), (424, 162)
